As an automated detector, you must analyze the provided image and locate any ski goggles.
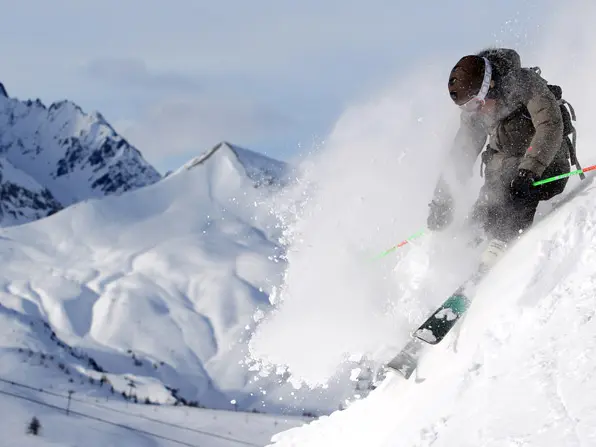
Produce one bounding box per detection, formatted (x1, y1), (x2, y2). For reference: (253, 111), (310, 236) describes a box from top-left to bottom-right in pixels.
(459, 57), (493, 112)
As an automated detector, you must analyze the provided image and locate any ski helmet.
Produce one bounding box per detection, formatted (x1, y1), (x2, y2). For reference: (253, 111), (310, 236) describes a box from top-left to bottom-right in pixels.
(448, 55), (492, 110)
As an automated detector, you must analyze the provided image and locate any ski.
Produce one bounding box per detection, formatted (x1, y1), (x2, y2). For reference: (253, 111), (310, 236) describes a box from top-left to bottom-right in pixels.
(386, 267), (488, 378)
(413, 268), (486, 344)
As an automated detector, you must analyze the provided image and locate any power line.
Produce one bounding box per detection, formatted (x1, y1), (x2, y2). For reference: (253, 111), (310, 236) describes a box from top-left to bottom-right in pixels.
(0, 377), (261, 446)
(0, 388), (199, 447)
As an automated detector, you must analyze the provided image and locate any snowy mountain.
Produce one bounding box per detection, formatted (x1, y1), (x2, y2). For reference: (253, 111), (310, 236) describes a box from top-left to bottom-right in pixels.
(0, 137), (354, 437)
(0, 84), (161, 226)
(0, 157), (61, 225)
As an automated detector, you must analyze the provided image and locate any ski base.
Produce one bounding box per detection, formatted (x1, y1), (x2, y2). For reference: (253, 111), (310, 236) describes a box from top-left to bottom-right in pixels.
(413, 292), (471, 344)
(414, 267), (487, 345)
(385, 267), (489, 379)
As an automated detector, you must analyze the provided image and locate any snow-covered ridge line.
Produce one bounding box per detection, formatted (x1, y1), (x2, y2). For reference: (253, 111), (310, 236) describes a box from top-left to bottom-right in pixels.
(183, 141), (290, 188)
(185, 141), (226, 169)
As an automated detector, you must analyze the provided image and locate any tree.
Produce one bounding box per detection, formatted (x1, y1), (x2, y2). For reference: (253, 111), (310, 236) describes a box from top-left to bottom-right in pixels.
(27, 417), (41, 435)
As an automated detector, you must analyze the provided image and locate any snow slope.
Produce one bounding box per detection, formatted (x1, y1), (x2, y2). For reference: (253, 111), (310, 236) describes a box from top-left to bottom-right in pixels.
(268, 177), (596, 446)
(0, 362), (306, 447)
(0, 83), (160, 225)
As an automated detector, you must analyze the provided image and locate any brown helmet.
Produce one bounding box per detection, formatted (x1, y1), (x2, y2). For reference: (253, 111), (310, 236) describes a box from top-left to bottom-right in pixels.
(448, 55), (488, 106)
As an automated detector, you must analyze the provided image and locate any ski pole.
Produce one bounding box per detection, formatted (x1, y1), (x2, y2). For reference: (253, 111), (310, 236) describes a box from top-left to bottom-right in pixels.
(373, 228), (425, 259)
(533, 164), (596, 186)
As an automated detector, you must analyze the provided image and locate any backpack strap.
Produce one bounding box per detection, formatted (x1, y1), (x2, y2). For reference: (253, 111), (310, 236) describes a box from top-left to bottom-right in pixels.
(529, 66), (585, 180)
(562, 99), (585, 179)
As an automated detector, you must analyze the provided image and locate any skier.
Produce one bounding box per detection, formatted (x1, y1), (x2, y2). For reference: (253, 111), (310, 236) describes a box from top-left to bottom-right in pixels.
(427, 48), (574, 268)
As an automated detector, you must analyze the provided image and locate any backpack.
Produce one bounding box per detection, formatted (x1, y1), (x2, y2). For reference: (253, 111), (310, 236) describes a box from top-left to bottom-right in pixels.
(529, 66), (585, 180)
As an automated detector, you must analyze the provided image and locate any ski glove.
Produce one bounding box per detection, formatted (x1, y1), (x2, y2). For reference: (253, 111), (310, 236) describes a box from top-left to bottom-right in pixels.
(427, 198), (453, 231)
(509, 169), (536, 200)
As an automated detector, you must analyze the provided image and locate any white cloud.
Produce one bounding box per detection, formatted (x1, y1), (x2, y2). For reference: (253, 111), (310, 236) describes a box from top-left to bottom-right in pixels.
(117, 97), (293, 162)
(0, 0), (555, 89)
(81, 57), (202, 95)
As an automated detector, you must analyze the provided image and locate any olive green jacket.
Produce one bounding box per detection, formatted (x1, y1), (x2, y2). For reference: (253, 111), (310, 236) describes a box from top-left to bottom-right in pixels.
(446, 48), (565, 183)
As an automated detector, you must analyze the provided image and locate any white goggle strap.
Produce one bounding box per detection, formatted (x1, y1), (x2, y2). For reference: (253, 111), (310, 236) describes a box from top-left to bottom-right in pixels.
(477, 57), (492, 102)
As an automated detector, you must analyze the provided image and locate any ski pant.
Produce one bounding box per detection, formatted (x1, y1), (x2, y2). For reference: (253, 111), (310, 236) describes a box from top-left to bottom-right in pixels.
(471, 148), (570, 242)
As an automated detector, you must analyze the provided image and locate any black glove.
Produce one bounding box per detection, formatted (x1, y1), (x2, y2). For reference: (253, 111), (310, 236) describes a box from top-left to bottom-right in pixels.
(509, 169), (536, 200)
(427, 197), (453, 231)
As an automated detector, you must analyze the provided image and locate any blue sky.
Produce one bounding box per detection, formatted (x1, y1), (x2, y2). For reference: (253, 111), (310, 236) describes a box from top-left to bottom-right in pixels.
(0, 0), (555, 173)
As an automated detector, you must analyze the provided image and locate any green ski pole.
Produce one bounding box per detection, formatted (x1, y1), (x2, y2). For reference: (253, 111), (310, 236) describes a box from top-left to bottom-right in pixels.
(533, 164), (596, 186)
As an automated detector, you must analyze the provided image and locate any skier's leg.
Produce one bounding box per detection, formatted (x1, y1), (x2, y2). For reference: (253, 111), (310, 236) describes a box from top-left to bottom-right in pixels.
(473, 159), (533, 268)
(465, 182), (494, 247)
(493, 194), (540, 241)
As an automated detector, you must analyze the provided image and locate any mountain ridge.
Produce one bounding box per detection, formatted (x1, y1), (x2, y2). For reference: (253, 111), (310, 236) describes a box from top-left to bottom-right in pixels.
(0, 84), (161, 225)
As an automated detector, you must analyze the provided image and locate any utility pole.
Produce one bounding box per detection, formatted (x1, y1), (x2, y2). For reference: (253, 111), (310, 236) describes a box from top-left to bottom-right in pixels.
(128, 380), (136, 397)
(126, 377), (136, 406)
(66, 390), (74, 415)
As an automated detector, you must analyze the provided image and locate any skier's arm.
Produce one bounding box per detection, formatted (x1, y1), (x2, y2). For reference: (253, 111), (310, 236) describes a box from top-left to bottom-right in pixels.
(517, 73), (564, 177)
(432, 113), (487, 200)
(427, 114), (486, 230)
(447, 112), (488, 183)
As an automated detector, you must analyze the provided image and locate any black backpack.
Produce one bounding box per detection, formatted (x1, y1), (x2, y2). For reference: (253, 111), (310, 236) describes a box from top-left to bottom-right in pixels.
(530, 67), (585, 180)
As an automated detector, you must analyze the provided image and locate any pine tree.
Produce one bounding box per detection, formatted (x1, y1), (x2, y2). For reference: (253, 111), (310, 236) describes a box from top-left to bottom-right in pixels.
(27, 417), (41, 435)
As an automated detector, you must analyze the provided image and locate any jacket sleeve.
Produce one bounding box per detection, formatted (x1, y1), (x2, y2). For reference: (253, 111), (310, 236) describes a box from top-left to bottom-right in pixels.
(432, 112), (486, 202)
(446, 112), (487, 182)
(517, 72), (564, 177)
